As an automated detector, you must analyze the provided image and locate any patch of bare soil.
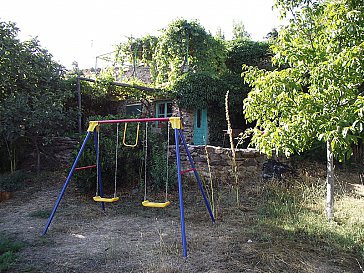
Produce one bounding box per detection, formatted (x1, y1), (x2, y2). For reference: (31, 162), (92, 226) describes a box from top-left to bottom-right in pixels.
(0, 171), (360, 272)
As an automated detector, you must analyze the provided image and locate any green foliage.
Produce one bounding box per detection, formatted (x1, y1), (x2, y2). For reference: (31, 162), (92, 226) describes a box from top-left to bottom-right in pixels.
(265, 28), (279, 41)
(0, 21), (77, 173)
(111, 19), (273, 146)
(72, 114), (143, 194)
(115, 35), (158, 67)
(243, 0), (364, 161)
(226, 40), (272, 74)
(0, 170), (28, 192)
(0, 21), (22, 101)
(232, 20), (251, 40)
(28, 209), (53, 219)
(173, 72), (249, 144)
(153, 19), (227, 85)
(0, 251), (14, 272)
(75, 77), (122, 118)
(115, 18), (228, 89)
(174, 72), (227, 110)
(148, 127), (177, 191)
(0, 234), (25, 272)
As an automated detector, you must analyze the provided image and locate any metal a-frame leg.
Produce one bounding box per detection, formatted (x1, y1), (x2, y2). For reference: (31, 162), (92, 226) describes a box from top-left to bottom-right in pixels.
(174, 128), (188, 257)
(178, 130), (215, 223)
(174, 128), (216, 258)
(93, 129), (105, 210)
(42, 131), (92, 236)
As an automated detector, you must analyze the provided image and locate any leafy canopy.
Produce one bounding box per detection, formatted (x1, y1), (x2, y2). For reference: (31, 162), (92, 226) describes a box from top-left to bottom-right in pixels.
(243, 0), (364, 160)
(0, 21), (75, 142)
(114, 19), (227, 87)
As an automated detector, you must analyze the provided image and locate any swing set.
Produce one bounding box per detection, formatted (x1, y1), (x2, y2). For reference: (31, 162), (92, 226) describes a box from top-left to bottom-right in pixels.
(93, 120), (171, 206)
(42, 117), (215, 257)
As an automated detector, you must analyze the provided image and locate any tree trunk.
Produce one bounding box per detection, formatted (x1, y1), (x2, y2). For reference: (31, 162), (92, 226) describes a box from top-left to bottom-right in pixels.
(4, 139), (15, 173)
(326, 140), (334, 221)
(31, 136), (41, 175)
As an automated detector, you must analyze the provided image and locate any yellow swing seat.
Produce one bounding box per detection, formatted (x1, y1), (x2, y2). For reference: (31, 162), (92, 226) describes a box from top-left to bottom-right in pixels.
(142, 200), (171, 208)
(93, 196), (120, 203)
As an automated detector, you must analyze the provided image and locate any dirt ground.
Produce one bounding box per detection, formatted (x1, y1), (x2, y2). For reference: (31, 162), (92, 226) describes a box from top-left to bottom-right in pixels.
(0, 171), (360, 273)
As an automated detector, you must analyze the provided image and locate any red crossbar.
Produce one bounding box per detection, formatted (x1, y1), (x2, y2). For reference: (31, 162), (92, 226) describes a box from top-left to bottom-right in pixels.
(97, 117), (170, 124)
(180, 168), (196, 175)
(74, 165), (97, 171)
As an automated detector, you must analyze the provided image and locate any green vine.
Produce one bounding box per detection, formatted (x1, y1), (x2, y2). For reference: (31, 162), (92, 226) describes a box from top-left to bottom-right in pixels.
(114, 19), (227, 88)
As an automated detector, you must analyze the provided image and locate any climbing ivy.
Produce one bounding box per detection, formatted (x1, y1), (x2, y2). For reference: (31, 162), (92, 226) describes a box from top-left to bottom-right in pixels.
(114, 35), (158, 78)
(114, 19), (227, 87)
(173, 72), (248, 145)
(110, 19), (272, 145)
(174, 72), (226, 110)
(153, 19), (227, 86)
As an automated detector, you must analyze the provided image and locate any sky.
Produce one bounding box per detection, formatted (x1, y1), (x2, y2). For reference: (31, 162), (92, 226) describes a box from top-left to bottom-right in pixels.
(1, 0), (282, 69)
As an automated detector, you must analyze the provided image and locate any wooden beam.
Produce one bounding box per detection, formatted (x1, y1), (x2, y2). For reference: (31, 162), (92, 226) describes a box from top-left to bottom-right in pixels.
(78, 77), (161, 93)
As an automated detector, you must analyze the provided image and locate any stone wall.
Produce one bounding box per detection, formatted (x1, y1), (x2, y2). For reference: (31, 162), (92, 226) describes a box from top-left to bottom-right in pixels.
(20, 137), (79, 171)
(47, 137), (79, 169)
(35, 136), (266, 184)
(178, 108), (194, 143)
(171, 145), (266, 183)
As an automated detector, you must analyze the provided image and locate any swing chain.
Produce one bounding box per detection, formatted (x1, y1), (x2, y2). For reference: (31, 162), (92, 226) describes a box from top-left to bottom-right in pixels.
(144, 122), (148, 201)
(114, 124), (119, 198)
(95, 124), (118, 199)
(96, 127), (100, 197)
(165, 122), (170, 202)
(142, 121), (170, 206)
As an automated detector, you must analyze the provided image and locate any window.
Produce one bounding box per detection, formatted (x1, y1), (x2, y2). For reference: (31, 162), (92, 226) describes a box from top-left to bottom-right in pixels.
(196, 109), (201, 128)
(156, 101), (173, 118)
(126, 103), (142, 117)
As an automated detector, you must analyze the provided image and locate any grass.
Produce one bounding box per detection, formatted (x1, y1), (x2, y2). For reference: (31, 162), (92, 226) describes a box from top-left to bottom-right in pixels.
(256, 173), (364, 263)
(28, 209), (53, 219)
(0, 234), (25, 272)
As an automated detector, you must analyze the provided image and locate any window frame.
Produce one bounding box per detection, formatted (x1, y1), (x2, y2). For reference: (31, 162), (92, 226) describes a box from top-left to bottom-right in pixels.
(155, 101), (173, 118)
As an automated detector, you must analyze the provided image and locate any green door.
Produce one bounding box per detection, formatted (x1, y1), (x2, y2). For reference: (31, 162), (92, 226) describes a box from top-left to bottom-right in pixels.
(193, 108), (208, 145)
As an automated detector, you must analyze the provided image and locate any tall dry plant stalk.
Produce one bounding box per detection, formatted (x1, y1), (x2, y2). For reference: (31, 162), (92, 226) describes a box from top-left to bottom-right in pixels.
(204, 144), (216, 218)
(225, 90), (239, 205)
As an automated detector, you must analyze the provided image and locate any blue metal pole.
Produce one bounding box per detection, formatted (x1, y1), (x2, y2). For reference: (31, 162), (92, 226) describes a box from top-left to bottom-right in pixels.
(42, 131), (92, 236)
(175, 128), (188, 257)
(179, 131), (215, 223)
(94, 130), (105, 210)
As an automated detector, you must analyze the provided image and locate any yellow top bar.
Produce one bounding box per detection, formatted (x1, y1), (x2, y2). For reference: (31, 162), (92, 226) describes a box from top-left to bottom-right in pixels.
(87, 117), (183, 131)
(87, 121), (99, 132)
(169, 117), (183, 129)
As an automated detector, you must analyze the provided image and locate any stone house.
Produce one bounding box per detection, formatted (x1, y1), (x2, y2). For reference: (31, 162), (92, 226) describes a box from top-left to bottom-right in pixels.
(118, 64), (210, 145)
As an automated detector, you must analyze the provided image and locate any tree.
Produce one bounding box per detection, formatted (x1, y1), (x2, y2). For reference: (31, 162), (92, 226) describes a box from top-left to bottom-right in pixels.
(0, 21), (75, 173)
(226, 40), (272, 74)
(152, 19), (227, 85)
(265, 28), (279, 41)
(215, 27), (225, 40)
(243, 0), (364, 220)
(232, 20), (251, 40)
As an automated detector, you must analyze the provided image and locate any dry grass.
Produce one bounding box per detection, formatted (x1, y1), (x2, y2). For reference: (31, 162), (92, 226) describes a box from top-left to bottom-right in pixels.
(0, 168), (362, 272)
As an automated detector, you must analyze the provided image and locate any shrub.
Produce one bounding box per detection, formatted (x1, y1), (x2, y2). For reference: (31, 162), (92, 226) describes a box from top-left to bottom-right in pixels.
(0, 170), (28, 192)
(0, 234), (25, 272)
(148, 126), (177, 192)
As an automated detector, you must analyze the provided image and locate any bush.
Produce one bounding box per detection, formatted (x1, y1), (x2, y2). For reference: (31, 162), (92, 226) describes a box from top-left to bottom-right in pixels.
(148, 126), (177, 192)
(0, 170), (28, 192)
(0, 234), (25, 272)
